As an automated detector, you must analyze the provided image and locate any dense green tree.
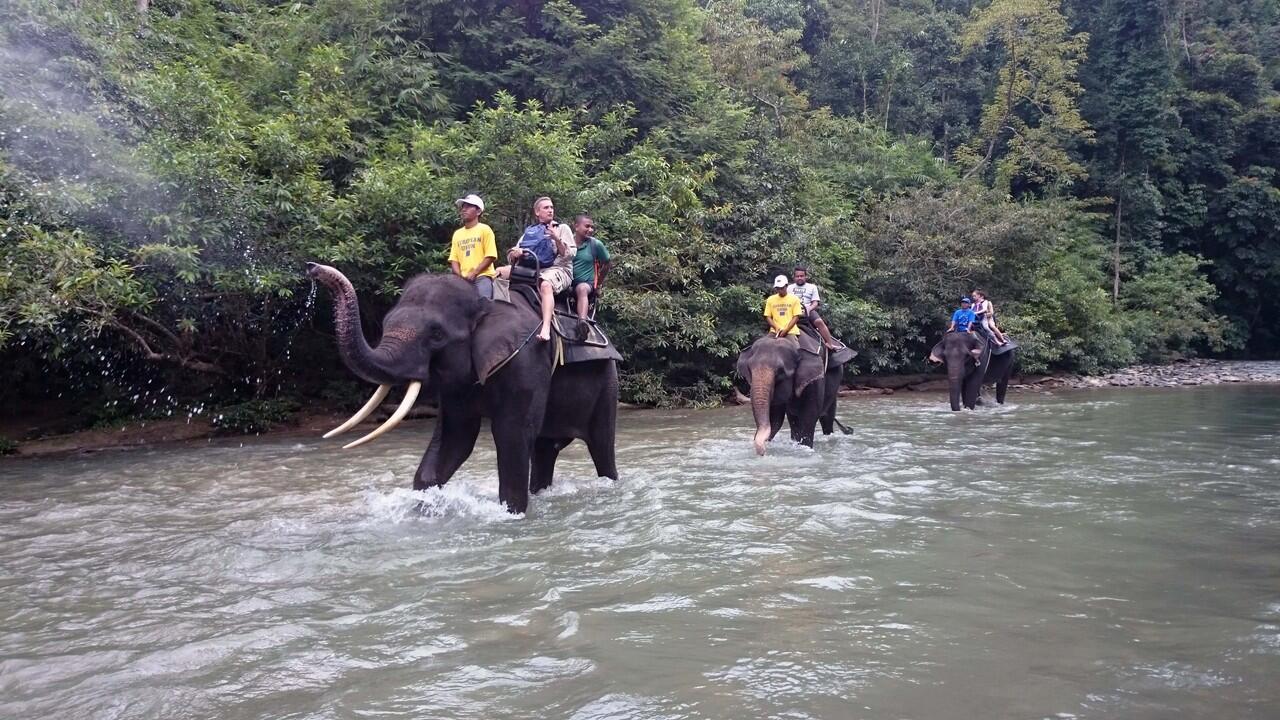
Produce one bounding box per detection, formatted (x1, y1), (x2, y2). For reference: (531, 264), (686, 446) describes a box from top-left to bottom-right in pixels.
(957, 0), (1094, 192)
(0, 0), (1271, 424)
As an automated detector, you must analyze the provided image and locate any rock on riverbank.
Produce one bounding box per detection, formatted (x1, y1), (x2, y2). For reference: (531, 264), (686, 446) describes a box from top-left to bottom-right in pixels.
(834, 359), (1280, 398)
(1017, 359), (1280, 390)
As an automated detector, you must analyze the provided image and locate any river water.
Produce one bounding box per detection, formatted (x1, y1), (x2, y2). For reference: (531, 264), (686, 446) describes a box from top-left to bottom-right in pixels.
(2, 386), (1279, 719)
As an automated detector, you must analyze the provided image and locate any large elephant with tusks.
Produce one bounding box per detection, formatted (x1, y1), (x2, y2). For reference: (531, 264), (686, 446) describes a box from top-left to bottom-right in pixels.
(308, 263), (619, 514)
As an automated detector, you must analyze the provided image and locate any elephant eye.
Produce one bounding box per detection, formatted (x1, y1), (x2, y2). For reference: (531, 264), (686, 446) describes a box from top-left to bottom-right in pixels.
(429, 328), (446, 343)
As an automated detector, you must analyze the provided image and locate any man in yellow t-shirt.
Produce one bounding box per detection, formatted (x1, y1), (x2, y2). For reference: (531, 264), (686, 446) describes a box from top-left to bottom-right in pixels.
(449, 193), (498, 299)
(764, 274), (803, 337)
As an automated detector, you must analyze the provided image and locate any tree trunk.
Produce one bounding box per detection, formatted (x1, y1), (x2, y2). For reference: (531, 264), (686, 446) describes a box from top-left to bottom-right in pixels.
(1113, 194), (1123, 304)
(1114, 154), (1125, 304)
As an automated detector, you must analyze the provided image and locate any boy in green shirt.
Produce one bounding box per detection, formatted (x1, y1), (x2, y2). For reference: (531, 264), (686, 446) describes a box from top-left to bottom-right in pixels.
(571, 214), (611, 322)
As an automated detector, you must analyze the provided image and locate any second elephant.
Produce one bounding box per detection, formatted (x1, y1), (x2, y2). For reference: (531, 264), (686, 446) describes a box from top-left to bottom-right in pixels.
(737, 335), (856, 455)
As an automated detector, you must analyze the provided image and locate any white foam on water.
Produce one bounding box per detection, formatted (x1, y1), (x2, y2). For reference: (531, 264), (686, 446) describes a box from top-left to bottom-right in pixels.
(556, 611), (580, 640)
(795, 575), (873, 591)
(537, 474), (616, 498)
(603, 594), (697, 613)
(358, 484), (515, 523)
(567, 693), (675, 720)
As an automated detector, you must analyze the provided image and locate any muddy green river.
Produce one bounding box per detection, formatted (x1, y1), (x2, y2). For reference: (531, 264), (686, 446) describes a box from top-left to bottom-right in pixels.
(2, 386), (1279, 719)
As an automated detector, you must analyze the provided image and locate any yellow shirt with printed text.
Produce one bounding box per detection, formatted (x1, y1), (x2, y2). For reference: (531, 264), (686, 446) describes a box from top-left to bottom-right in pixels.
(764, 293), (803, 336)
(449, 223), (498, 278)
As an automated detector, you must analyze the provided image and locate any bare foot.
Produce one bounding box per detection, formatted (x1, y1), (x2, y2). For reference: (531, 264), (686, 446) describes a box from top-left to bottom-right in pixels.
(538, 328), (551, 341)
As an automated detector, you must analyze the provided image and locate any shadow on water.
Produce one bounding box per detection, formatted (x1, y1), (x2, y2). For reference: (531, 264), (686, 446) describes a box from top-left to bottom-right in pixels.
(2, 385), (1279, 719)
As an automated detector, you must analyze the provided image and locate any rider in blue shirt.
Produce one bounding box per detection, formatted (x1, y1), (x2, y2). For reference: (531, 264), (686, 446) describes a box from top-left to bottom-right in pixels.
(948, 297), (976, 333)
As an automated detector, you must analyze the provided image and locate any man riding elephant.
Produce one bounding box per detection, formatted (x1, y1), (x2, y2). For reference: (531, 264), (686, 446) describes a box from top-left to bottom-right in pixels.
(496, 196), (576, 342)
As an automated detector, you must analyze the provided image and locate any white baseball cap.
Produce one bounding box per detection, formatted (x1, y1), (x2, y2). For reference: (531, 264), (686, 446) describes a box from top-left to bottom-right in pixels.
(454, 194), (485, 212)
(773, 274), (788, 288)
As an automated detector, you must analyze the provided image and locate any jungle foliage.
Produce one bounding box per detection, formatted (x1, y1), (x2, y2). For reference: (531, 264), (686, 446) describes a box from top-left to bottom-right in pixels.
(0, 0), (1275, 415)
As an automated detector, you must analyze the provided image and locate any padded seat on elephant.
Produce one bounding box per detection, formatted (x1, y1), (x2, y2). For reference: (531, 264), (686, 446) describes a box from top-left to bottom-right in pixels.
(792, 324), (858, 366)
(551, 306), (621, 365)
(795, 326), (824, 356)
(978, 326), (1019, 355)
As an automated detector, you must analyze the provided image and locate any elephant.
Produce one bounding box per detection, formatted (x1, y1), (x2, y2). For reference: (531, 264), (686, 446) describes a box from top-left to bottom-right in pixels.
(736, 333), (856, 455)
(307, 263), (618, 514)
(928, 331), (1017, 411)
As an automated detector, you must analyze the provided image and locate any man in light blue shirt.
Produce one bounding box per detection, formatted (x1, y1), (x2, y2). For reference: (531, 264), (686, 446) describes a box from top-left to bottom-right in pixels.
(948, 297), (976, 333)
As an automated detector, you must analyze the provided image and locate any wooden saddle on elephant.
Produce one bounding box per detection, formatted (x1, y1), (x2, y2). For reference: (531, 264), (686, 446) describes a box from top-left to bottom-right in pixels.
(795, 317), (857, 366)
(550, 309), (621, 365)
(497, 263), (621, 366)
(976, 325), (1019, 355)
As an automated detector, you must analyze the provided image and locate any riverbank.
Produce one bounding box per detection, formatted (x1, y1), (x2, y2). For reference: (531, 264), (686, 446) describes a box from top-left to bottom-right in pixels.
(5, 360), (1279, 459)
(835, 359), (1280, 396)
(1026, 359), (1280, 389)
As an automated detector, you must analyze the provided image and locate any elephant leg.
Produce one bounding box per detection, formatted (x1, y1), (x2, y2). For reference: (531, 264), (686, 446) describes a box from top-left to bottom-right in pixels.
(819, 366), (841, 435)
(585, 426), (618, 482)
(818, 387), (837, 435)
(990, 352), (1014, 404)
(412, 404), (481, 490)
(531, 437), (573, 494)
(962, 369), (982, 410)
(491, 412), (535, 514)
(586, 369), (619, 480)
(793, 394), (820, 448)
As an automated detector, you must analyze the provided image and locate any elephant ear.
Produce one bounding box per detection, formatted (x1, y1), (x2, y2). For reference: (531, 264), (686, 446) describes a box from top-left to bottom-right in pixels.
(928, 339), (945, 364)
(735, 343), (757, 381)
(471, 303), (531, 385)
(974, 336), (993, 371)
(794, 347), (826, 398)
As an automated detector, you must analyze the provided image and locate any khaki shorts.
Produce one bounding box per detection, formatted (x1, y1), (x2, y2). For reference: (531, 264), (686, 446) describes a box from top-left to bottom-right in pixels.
(540, 266), (572, 294)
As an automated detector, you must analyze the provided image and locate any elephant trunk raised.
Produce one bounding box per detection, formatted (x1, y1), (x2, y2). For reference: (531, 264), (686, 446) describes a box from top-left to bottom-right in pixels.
(307, 262), (424, 448)
(750, 366), (775, 455)
(308, 262), (413, 386)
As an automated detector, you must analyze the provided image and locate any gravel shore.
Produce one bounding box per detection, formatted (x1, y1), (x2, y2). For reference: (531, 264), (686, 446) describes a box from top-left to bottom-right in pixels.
(836, 359), (1280, 397)
(1019, 359), (1280, 390)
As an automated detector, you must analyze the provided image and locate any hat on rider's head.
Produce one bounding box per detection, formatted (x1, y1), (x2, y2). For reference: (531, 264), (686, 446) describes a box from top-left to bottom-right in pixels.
(773, 275), (788, 288)
(961, 296), (972, 303)
(454, 193), (485, 212)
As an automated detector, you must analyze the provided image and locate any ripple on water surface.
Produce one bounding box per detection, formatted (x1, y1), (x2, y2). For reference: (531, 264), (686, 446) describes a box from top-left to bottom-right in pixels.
(2, 385), (1280, 719)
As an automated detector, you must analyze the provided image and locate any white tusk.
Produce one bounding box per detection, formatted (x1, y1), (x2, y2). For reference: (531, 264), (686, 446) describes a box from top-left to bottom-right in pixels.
(342, 381), (421, 449)
(323, 384), (390, 438)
